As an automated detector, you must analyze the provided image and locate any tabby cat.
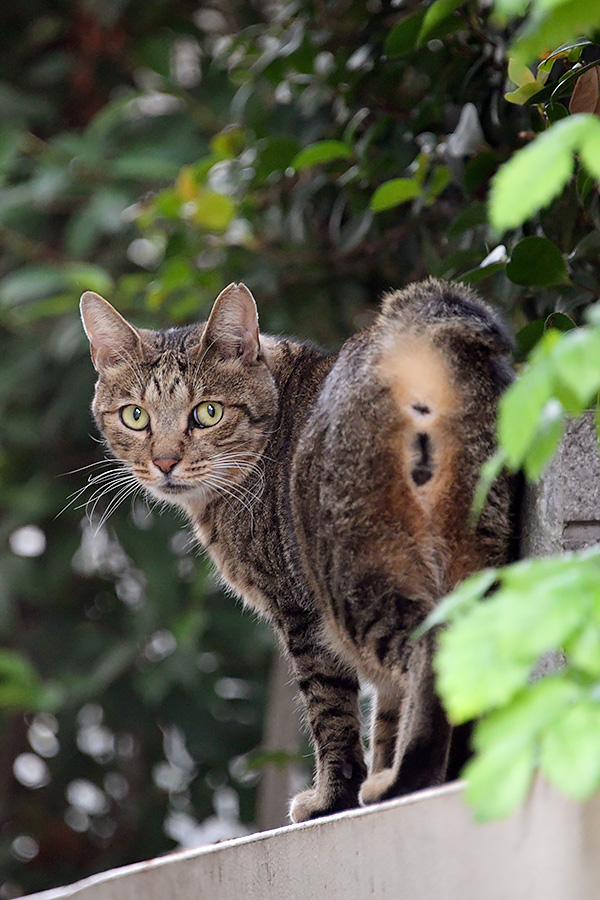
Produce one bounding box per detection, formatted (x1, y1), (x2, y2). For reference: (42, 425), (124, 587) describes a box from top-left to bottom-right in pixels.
(80, 278), (514, 822)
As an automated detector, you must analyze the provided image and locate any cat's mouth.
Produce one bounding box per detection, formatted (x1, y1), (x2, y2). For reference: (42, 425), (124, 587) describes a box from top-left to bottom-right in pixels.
(158, 482), (195, 495)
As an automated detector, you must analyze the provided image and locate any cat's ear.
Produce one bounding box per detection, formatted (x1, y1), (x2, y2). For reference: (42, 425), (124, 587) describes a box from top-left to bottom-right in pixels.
(80, 291), (144, 371)
(201, 283), (260, 364)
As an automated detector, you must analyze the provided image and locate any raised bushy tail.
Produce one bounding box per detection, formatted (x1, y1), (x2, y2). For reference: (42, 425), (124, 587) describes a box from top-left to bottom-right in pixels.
(380, 277), (514, 357)
(375, 278), (515, 573)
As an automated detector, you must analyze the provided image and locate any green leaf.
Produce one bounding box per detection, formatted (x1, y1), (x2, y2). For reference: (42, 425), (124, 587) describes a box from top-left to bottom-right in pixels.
(493, 0), (528, 20)
(292, 140), (353, 171)
(498, 334), (558, 468)
(370, 178), (421, 212)
(463, 675), (579, 821)
(470, 449), (507, 521)
(515, 320), (545, 360)
(463, 150), (498, 195)
(473, 677), (579, 754)
(191, 189), (236, 232)
(464, 739), (536, 822)
(540, 700), (600, 800)
(506, 236), (568, 287)
(580, 120), (600, 180)
(385, 7), (465, 56)
(577, 166), (596, 203)
(552, 328), (600, 406)
(418, 0), (465, 43)
(508, 56), (535, 87)
(523, 399), (565, 479)
(63, 263), (114, 297)
(385, 12), (425, 57)
(111, 155), (181, 181)
(544, 312), (576, 332)
(434, 600), (534, 721)
(511, 0), (600, 68)
(447, 202), (487, 237)
(505, 82), (546, 105)
(458, 262), (506, 285)
(0, 650), (55, 711)
(424, 165), (451, 204)
(566, 626), (600, 677)
(415, 567), (498, 638)
(244, 748), (304, 771)
(0, 266), (68, 306)
(210, 127), (245, 160)
(527, 60), (600, 107)
(501, 550), (600, 593)
(537, 40), (593, 75)
(0, 127), (22, 181)
(489, 115), (594, 231)
(0, 262), (113, 310)
(434, 551), (600, 722)
(545, 102), (569, 123)
(254, 136), (299, 182)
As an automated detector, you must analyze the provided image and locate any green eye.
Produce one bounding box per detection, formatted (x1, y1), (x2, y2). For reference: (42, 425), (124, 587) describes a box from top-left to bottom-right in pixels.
(193, 401), (224, 428)
(120, 405), (150, 430)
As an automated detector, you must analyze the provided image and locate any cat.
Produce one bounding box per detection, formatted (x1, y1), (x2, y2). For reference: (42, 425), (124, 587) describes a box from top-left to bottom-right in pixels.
(80, 278), (515, 823)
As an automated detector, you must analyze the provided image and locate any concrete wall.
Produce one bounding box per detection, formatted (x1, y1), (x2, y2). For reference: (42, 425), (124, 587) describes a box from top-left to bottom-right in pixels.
(20, 779), (600, 900)
(521, 412), (600, 675)
(521, 412), (600, 558)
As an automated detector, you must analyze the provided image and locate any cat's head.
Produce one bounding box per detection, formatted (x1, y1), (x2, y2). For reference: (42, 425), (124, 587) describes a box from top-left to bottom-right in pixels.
(80, 283), (278, 515)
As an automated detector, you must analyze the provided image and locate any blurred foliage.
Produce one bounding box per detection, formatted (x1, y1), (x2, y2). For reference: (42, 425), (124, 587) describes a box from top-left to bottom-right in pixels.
(0, 0), (599, 893)
(429, 545), (600, 822)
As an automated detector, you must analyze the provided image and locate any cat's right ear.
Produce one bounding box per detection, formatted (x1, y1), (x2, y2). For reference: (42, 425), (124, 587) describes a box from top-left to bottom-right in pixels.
(80, 292), (144, 371)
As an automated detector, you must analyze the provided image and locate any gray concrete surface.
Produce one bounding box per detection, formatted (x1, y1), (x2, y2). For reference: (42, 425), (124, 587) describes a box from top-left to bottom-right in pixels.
(521, 412), (600, 558)
(20, 779), (600, 900)
(521, 412), (600, 676)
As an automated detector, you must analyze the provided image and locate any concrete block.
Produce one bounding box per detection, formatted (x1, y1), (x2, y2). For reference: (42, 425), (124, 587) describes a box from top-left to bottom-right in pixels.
(520, 412), (600, 558)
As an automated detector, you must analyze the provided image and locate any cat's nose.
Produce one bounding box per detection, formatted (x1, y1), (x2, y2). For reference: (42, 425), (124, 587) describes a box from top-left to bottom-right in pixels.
(153, 456), (181, 474)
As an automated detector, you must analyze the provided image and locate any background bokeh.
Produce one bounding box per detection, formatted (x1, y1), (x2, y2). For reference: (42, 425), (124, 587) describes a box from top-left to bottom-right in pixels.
(1, 0), (599, 895)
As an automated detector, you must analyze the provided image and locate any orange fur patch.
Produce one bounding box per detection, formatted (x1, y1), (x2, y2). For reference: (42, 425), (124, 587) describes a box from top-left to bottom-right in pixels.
(378, 332), (462, 514)
(378, 333), (459, 421)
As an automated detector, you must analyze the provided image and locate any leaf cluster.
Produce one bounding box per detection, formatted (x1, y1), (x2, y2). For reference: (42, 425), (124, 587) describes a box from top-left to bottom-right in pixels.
(428, 551), (600, 820)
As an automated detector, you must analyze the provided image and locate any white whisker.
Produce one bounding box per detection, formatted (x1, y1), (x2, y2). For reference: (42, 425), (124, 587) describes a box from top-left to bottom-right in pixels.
(59, 457), (117, 477)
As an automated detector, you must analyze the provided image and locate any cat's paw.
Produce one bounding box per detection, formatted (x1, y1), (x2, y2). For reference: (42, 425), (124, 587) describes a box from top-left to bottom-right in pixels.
(289, 788), (329, 823)
(359, 768), (397, 806)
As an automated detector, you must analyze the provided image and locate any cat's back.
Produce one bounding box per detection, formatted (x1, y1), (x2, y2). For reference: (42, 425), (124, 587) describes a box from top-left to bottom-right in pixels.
(290, 279), (514, 617)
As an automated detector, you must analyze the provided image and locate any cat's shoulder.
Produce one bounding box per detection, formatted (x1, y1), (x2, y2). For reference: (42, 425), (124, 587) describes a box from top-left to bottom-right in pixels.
(261, 332), (336, 384)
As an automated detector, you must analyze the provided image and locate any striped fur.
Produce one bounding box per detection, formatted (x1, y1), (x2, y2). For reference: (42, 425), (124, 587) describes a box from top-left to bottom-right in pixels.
(81, 279), (515, 822)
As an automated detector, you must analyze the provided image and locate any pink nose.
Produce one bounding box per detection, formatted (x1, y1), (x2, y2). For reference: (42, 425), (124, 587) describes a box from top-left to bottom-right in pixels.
(153, 457), (180, 474)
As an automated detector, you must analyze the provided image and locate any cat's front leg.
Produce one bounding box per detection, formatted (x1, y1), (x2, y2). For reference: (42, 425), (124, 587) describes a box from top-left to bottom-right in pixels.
(285, 644), (366, 823)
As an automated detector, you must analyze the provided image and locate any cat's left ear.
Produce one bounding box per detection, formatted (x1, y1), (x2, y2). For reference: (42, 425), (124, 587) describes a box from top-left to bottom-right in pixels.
(202, 283), (260, 364)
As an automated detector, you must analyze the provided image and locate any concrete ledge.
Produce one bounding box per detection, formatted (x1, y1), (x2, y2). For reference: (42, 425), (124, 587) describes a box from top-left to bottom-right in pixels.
(21, 779), (600, 900)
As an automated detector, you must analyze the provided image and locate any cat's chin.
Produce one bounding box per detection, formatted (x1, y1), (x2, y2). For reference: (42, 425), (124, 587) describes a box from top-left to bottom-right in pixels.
(145, 482), (209, 511)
